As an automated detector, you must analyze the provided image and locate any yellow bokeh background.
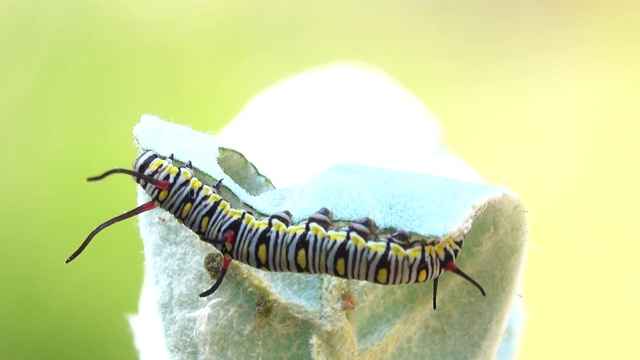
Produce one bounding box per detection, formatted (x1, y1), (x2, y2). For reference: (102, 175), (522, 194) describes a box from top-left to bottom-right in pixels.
(1, 1), (638, 359)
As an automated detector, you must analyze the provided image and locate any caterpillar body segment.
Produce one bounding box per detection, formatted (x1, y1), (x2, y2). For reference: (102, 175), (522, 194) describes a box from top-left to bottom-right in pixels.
(68, 150), (485, 309)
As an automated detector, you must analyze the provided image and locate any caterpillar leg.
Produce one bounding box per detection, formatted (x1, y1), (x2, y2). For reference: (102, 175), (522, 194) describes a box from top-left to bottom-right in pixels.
(199, 229), (235, 297)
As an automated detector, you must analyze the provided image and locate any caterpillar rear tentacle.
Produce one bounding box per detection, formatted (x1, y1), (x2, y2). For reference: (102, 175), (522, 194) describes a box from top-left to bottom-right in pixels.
(67, 150), (485, 309)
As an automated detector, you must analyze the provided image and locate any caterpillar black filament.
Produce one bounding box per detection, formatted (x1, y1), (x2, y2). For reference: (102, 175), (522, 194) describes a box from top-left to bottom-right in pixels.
(67, 150), (485, 309)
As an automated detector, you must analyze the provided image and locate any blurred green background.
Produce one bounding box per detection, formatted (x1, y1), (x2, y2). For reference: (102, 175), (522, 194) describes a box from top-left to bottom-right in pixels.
(2, 1), (638, 359)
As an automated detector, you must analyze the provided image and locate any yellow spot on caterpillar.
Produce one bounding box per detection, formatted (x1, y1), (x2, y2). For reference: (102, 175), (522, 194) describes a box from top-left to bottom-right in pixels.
(181, 203), (192, 218)
(435, 243), (445, 256)
(158, 189), (169, 201)
(203, 187), (212, 196)
(350, 234), (366, 249)
(200, 216), (210, 233)
(272, 221), (287, 233)
(181, 169), (192, 180)
(229, 209), (243, 218)
(149, 159), (164, 171)
(445, 236), (455, 247)
(225, 242), (233, 251)
(297, 248), (307, 269)
(390, 244), (405, 258)
(407, 247), (421, 260)
(288, 225), (305, 235)
(367, 242), (386, 253)
(418, 269), (427, 282)
(426, 246), (435, 256)
(190, 178), (202, 190)
(258, 244), (267, 264)
(243, 214), (255, 225)
(208, 194), (221, 203)
(261, 266), (269, 271)
(330, 232), (346, 242)
(376, 268), (388, 284)
(336, 258), (346, 276)
(219, 201), (230, 213)
(310, 223), (326, 237)
(168, 166), (179, 175)
(255, 221), (268, 230)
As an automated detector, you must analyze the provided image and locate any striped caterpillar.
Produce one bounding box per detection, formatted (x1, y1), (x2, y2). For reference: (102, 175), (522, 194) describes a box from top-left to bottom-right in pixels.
(67, 150), (485, 309)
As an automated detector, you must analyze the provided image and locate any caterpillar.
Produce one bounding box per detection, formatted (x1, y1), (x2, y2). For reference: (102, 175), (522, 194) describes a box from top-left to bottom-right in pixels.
(67, 150), (485, 309)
